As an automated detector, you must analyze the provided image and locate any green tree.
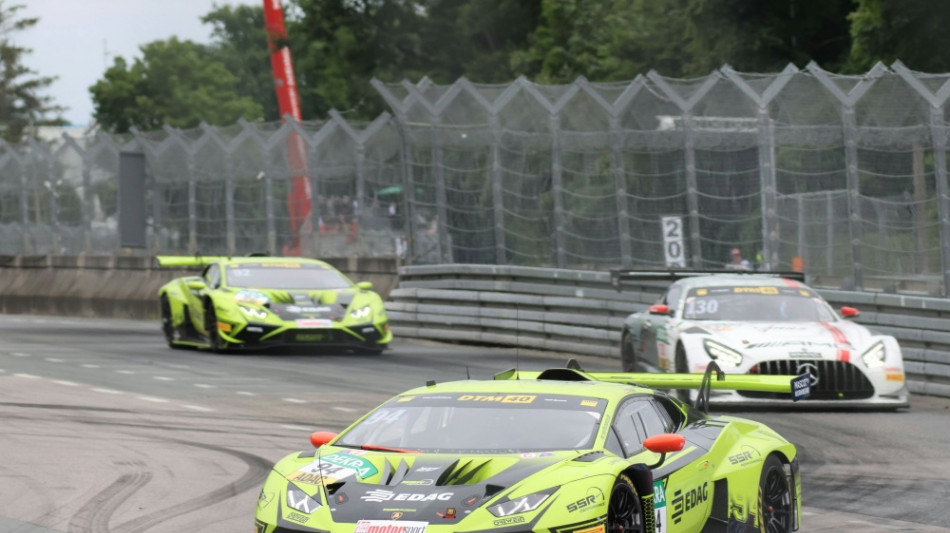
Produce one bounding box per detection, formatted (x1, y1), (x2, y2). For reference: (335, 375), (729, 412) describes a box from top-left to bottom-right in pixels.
(849, 0), (950, 72)
(0, 1), (63, 142)
(89, 37), (263, 133)
(202, 4), (279, 121)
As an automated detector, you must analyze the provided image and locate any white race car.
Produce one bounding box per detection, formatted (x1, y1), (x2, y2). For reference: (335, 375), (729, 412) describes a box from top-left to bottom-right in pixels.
(615, 271), (909, 407)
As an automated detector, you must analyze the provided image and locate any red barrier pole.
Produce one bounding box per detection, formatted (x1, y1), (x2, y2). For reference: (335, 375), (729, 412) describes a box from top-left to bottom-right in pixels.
(263, 0), (311, 256)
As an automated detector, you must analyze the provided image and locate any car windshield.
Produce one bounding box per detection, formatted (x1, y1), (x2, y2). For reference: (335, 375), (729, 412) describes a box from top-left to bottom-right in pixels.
(335, 393), (606, 454)
(224, 263), (351, 290)
(681, 285), (835, 322)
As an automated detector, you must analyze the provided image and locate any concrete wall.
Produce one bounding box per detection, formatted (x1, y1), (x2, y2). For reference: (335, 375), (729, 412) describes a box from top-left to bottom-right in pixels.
(0, 255), (401, 320)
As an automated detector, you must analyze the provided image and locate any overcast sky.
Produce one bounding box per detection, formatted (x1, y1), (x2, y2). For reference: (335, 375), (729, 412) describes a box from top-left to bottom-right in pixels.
(19, 0), (259, 126)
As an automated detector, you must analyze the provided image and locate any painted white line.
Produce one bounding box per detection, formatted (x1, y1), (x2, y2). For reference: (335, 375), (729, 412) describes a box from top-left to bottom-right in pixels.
(138, 396), (170, 403)
(81, 364), (100, 369)
(153, 376), (175, 381)
(281, 424), (313, 431)
(11, 352), (30, 357)
(167, 364), (190, 369)
(181, 404), (215, 412)
(332, 406), (357, 412)
(115, 370), (136, 375)
(44, 358), (65, 363)
(236, 391), (257, 396)
(92, 388), (122, 395)
(13, 373), (40, 379)
(194, 384), (214, 389)
(53, 380), (79, 386)
(283, 398), (307, 404)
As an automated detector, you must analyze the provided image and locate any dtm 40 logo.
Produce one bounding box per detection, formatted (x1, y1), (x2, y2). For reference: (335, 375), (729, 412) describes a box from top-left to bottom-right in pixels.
(670, 483), (708, 524)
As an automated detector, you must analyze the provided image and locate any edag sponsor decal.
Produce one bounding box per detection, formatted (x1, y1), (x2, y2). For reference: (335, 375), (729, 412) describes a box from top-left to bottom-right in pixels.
(322, 452), (379, 478)
(354, 520), (429, 533)
(671, 482), (708, 524)
(361, 489), (454, 503)
(457, 395), (535, 404)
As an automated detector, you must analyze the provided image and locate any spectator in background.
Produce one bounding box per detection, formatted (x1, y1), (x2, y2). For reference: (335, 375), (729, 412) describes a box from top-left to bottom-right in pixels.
(725, 248), (752, 270)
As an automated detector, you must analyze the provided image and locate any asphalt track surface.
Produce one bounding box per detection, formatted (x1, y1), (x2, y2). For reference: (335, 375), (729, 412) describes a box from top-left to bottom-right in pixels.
(1, 314), (948, 533)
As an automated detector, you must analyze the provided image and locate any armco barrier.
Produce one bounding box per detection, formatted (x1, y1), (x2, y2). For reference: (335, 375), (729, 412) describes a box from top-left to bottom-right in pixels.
(385, 264), (950, 399)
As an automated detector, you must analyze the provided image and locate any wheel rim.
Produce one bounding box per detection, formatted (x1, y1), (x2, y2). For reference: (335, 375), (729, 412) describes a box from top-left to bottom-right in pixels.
(761, 466), (792, 533)
(607, 482), (642, 533)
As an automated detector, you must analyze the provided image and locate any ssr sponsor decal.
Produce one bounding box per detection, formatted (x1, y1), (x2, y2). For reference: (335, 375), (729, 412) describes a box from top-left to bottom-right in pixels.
(493, 516), (525, 527)
(322, 452), (379, 478)
(457, 394), (535, 403)
(361, 489), (454, 503)
(653, 480), (668, 533)
(671, 482), (708, 524)
(728, 446), (763, 467)
(354, 520), (429, 533)
(567, 487), (605, 513)
(286, 511), (309, 524)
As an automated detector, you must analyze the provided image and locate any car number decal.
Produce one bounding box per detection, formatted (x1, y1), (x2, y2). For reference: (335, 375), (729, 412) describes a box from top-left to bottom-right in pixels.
(653, 480), (667, 533)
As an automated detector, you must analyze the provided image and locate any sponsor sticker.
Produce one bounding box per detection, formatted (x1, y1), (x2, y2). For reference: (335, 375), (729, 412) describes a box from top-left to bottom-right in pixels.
(574, 526), (606, 533)
(457, 395), (535, 403)
(885, 372), (905, 382)
(791, 374), (811, 402)
(653, 480), (667, 533)
(354, 520), (428, 533)
(580, 400), (599, 407)
(322, 453), (379, 478)
(297, 319), (333, 328)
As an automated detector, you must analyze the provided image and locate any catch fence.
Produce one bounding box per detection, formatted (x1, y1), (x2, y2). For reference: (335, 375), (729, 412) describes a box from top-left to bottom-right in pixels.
(3, 61), (950, 295)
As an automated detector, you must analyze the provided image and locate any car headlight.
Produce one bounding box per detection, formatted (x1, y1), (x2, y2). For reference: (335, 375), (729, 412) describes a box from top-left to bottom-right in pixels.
(861, 341), (886, 369)
(239, 305), (268, 320)
(286, 486), (321, 514)
(703, 339), (743, 366)
(488, 491), (552, 517)
(234, 289), (269, 306)
(349, 305), (371, 320)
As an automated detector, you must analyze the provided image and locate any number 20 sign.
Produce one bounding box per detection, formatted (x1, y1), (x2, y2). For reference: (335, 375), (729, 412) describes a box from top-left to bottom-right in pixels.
(661, 216), (686, 268)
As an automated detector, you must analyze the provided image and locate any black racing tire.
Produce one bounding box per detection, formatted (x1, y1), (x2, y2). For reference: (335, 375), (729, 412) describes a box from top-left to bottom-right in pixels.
(606, 473), (645, 533)
(205, 303), (226, 353)
(758, 455), (793, 533)
(160, 295), (181, 349)
(674, 344), (691, 404)
(620, 331), (638, 372)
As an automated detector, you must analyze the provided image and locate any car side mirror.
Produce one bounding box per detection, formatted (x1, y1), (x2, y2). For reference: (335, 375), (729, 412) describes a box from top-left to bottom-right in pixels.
(648, 304), (670, 316)
(643, 433), (686, 468)
(357, 281), (374, 290)
(840, 306), (860, 318)
(186, 280), (207, 291)
(310, 431), (338, 449)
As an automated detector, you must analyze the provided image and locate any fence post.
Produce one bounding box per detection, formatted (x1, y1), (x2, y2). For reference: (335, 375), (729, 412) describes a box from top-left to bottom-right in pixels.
(893, 60), (950, 296)
(16, 151), (32, 254)
(265, 171), (276, 256)
(648, 71), (721, 268)
(826, 191), (834, 275)
(224, 152), (236, 256)
(431, 119), (451, 263)
(549, 113), (567, 268)
(808, 62), (887, 290)
(609, 115), (632, 267)
(489, 114), (507, 265)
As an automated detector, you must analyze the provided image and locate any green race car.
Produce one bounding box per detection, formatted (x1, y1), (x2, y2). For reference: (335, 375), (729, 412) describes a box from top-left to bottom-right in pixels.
(255, 363), (807, 532)
(157, 255), (391, 353)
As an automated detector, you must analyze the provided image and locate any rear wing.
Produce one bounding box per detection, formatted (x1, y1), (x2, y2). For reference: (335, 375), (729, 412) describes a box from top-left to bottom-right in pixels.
(495, 361), (811, 411)
(154, 255), (228, 268)
(609, 269), (806, 289)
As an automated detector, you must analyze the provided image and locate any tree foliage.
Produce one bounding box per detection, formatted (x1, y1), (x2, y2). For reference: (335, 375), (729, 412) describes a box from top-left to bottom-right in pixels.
(849, 0), (950, 72)
(90, 37), (263, 133)
(0, 0), (62, 142)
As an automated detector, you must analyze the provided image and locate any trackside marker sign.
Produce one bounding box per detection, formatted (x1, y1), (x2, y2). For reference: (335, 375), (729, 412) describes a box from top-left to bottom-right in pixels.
(791, 374), (811, 402)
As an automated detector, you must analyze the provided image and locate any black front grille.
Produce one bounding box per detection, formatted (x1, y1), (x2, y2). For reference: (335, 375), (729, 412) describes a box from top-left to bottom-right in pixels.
(739, 359), (874, 400)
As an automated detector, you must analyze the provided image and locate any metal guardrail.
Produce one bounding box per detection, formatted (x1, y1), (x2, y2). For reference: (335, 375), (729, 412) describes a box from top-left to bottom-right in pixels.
(385, 264), (950, 398)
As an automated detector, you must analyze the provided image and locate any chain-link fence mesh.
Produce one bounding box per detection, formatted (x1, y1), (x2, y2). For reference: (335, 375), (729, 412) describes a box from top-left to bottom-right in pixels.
(3, 61), (950, 294)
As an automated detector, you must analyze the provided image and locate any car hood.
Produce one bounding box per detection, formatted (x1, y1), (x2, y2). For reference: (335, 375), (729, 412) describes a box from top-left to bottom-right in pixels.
(234, 287), (362, 320)
(273, 447), (592, 525)
(685, 320), (873, 359)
